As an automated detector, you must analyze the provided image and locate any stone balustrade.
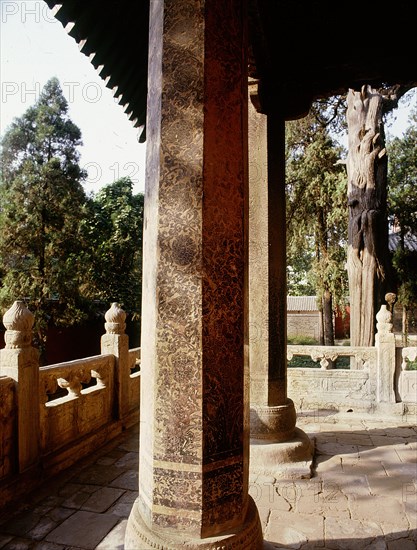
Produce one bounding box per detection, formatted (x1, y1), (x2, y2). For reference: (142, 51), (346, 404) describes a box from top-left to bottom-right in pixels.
(0, 301), (141, 507)
(287, 345), (375, 370)
(287, 305), (417, 416)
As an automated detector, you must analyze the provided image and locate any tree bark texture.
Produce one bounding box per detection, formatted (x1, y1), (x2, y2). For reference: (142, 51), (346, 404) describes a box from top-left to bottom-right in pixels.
(317, 212), (335, 346)
(322, 289), (335, 346)
(346, 85), (391, 347)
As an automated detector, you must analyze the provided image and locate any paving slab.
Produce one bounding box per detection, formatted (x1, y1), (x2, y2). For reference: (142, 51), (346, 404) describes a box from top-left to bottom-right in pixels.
(367, 473), (416, 498)
(46, 507), (75, 523)
(0, 534), (13, 549)
(296, 486), (351, 519)
(113, 452), (139, 469)
(58, 483), (98, 498)
(265, 510), (325, 548)
(108, 491), (137, 517)
(387, 540), (417, 550)
(109, 470), (138, 490)
(0, 510), (42, 537)
(335, 475), (371, 498)
(61, 488), (97, 510)
(0, 539), (32, 550)
(81, 487), (125, 513)
(32, 543), (67, 549)
(27, 516), (61, 541)
(70, 465), (124, 486)
(45, 511), (119, 549)
(95, 519), (126, 550)
(254, 505), (271, 533)
(349, 494), (410, 530)
(324, 516), (385, 549)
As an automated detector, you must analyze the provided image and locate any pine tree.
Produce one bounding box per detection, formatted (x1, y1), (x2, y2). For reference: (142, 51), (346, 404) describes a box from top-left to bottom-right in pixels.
(286, 107), (349, 346)
(0, 77), (88, 357)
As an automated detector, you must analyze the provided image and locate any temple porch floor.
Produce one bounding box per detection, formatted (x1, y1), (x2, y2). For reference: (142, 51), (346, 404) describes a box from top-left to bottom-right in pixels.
(0, 410), (415, 549)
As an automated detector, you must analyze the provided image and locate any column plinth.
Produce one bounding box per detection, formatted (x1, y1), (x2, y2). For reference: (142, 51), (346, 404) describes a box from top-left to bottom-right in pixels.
(125, 497), (262, 550)
(250, 399), (296, 442)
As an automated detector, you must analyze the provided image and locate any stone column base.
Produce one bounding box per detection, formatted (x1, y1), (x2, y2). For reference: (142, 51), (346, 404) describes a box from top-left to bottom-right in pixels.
(250, 399), (297, 442)
(250, 427), (315, 480)
(125, 496), (264, 550)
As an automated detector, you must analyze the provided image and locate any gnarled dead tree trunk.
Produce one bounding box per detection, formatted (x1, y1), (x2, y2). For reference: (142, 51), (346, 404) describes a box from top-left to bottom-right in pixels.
(346, 85), (391, 347)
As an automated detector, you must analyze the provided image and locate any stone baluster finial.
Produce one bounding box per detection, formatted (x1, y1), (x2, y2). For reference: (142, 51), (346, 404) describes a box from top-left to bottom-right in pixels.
(3, 300), (34, 349)
(376, 304), (393, 335)
(104, 302), (126, 335)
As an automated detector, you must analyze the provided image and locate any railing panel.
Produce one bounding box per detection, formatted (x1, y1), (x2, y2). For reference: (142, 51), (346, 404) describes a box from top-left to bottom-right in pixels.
(399, 371), (417, 403)
(0, 376), (16, 479)
(39, 355), (115, 454)
(398, 346), (417, 403)
(288, 368), (376, 411)
(128, 347), (141, 413)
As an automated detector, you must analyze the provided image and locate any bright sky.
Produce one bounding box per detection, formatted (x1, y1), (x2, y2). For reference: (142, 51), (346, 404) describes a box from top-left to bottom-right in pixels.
(0, 0), (147, 195)
(0, 0), (415, 198)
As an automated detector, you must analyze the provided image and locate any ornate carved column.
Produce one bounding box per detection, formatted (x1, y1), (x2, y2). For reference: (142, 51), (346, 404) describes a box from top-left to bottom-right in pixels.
(0, 301), (40, 471)
(125, 1), (263, 548)
(248, 87), (314, 478)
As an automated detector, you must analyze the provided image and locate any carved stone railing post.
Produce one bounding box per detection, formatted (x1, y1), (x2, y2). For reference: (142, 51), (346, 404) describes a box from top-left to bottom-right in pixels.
(375, 304), (396, 403)
(100, 302), (130, 419)
(0, 301), (40, 471)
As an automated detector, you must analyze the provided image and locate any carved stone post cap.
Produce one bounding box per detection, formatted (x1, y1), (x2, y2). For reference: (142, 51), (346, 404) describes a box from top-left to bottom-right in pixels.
(3, 301), (34, 349)
(104, 302), (126, 334)
(3, 301), (34, 330)
(385, 293), (397, 306)
(376, 304), (393, 334)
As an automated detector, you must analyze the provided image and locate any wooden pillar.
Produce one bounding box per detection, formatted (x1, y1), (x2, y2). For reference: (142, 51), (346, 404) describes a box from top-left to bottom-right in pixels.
(125, 1), (263, 547)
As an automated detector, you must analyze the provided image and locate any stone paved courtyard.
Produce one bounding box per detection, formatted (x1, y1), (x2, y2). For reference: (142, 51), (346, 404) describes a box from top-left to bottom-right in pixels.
(0, 410), (415, 549)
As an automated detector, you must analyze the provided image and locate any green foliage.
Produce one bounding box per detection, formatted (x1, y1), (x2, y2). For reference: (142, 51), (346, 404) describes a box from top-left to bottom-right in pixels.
(286, 245), (315, 296)
(387, 103), (417, 333)
(81, 177), (144, 321)
(0, 77), (89, 353)
(387, 105), (417, 234)
(407, 359), (417, 371)
(285, 105), (349, 317)
(0, 77), (145, 359)
(287, 335), (319, 345)
(392, 248), (417, 308)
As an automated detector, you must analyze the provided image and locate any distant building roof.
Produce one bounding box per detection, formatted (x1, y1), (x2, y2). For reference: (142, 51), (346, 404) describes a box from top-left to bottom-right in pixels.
(388, 232), (417, 253)
(287, 296), (318, 312)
